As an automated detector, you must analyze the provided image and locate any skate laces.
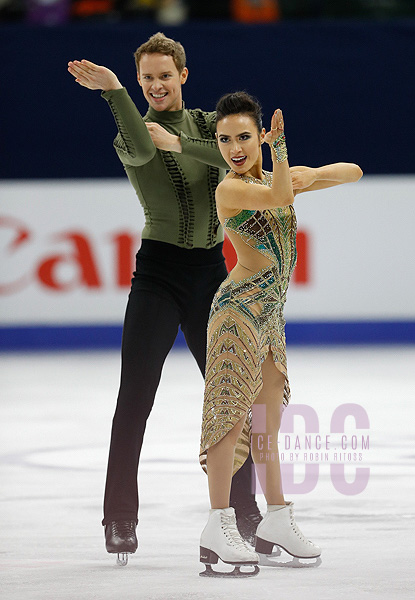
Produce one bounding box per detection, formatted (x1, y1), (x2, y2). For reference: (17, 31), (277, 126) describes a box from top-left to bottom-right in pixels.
(221, 514), (249, 550)
(112, 521), (136, 538)
(288, 507), (311, 545)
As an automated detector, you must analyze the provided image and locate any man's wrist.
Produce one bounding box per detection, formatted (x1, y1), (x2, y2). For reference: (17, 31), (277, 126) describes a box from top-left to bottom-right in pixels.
(170, 135), (182, 153)
(103, 83), (123, 92)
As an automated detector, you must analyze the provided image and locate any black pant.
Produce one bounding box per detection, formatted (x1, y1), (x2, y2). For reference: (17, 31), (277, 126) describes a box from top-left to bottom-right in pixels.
(103, 239), (255, 525)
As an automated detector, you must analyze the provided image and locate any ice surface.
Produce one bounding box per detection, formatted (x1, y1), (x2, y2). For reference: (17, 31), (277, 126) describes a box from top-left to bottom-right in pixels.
(1, 346), (414, 599)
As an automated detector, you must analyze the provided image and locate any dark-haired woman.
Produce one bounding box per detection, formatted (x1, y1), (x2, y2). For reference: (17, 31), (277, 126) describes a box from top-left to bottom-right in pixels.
(199, 92), (362, 575)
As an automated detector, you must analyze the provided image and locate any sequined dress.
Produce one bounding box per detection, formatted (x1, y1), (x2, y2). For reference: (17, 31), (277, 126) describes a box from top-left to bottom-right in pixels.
(199, 171), (297, 474)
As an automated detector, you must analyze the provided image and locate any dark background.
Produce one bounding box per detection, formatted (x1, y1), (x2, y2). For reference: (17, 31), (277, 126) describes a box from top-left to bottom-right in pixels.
(1, 19), (414, 179)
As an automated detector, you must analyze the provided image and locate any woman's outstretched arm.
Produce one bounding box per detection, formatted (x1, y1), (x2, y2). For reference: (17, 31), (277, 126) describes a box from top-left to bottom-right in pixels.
(291, 163), (363, 194)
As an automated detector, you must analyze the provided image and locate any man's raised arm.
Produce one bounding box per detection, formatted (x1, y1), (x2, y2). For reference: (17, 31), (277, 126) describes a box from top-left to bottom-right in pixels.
(67, 59), (156, 166)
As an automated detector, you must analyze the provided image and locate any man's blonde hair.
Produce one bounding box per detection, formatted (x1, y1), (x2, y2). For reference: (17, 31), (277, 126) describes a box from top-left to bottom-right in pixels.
(134, 32), (186, 73)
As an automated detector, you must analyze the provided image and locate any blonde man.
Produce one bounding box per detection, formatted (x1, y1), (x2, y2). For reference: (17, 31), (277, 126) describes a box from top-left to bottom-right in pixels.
(68, 33), (260, 565)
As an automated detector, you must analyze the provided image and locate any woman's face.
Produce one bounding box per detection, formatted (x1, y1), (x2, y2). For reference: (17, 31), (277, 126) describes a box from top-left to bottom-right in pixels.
(216, 114), (263, 174)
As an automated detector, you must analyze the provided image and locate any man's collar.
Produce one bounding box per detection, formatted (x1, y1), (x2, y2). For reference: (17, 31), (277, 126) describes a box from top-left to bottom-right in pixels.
(146, 102), (186, 124)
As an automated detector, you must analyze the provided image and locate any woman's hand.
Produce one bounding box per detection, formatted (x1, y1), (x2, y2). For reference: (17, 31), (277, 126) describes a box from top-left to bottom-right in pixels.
(145, 122), (182, 153)
(290, 166), (317, 190)
(67, 59), (123, 92)
(263, 109), (284, 146)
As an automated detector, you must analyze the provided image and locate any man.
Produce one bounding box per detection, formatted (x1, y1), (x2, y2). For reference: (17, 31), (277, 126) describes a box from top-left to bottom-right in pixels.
(68, 32), (260, 563)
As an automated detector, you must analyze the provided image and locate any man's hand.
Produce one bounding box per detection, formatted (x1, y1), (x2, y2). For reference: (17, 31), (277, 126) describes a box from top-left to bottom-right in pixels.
(290, 166), (317, 190)
(145, 122), (182, 153)
(67, 59), (123, 92)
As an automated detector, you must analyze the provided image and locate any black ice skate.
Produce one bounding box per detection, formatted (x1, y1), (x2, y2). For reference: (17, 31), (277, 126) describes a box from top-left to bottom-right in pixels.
(199, 507), (259, 578)
(105, 520), (138, 566)
(234, 504), (263, 546)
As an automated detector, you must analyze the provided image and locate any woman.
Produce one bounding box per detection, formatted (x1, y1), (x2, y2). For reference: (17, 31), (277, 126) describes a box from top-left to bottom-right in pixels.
(199, 92), (362, 577)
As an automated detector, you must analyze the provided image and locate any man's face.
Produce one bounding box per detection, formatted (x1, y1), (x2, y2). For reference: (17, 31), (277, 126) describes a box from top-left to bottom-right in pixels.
(137, 53), (188, 112)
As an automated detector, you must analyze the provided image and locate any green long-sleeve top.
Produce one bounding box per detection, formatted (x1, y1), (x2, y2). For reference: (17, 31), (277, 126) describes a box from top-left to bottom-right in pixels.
(102, 87), (228, 249)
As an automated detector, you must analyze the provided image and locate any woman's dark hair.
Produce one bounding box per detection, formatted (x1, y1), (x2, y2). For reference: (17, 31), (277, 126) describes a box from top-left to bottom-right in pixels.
(216, 91), (263, 133)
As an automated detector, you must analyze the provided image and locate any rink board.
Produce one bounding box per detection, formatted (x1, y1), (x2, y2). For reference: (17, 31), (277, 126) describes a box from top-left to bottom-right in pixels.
(1, 176), (414, 349)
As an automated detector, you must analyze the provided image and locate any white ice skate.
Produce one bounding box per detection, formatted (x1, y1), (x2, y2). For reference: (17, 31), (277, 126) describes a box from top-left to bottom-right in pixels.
(200, 507), (260, 577)
(255, 502), (322, 568)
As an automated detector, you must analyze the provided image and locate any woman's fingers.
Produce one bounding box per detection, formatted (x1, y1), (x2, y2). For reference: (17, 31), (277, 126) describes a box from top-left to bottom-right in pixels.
(263, 109), (286, 145)
(277, 109), (284, 131)
(273, 109), (284, 130)
(291, 174), (300, 189)
(270, 109), (284, 136)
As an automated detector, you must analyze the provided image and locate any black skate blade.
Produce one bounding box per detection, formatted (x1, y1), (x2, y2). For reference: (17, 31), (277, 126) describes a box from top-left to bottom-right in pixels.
(258, 552), (322, 569)
(199, 564), (260, 578)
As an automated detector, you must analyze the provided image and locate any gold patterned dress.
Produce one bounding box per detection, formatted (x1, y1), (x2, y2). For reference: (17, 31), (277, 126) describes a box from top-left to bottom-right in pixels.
(199, 171), (297, 475)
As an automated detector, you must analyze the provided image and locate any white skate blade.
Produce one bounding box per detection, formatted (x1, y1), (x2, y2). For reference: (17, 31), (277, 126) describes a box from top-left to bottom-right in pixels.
(258, 551), (322, 569)
(200, 564), (260, 578)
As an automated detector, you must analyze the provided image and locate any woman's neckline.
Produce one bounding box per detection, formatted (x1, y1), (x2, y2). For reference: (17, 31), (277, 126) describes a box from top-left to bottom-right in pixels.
(230, 170), (271, 185)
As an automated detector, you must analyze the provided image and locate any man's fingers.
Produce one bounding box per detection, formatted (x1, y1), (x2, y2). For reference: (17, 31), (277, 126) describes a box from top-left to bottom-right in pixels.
(68, 62), (92, 79)
(76, 61), (95, 76)
(80, 59), (99, 69)
(69, 69), (89, 84)
(74, 79), (92, 88)
(68, 62), (83, 75)
(68, 67), (86, 83)
(70, 60), (101, 78)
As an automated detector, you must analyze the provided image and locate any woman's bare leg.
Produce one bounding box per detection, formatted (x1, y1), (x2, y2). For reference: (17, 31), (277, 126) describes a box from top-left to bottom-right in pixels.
(251, 353), (286, 505)
(206, 414), (247, 509)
